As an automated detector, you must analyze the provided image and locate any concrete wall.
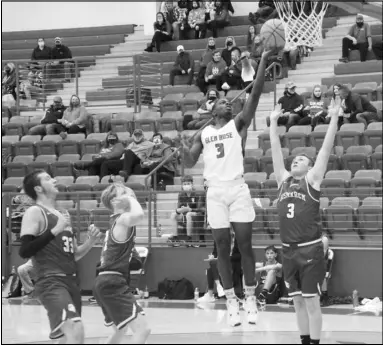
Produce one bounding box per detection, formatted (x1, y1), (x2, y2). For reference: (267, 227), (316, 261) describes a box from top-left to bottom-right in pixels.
(8, 245), (382, 298)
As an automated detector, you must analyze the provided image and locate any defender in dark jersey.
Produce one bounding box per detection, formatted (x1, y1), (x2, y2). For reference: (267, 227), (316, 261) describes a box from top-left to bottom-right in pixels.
(269, 103), (341, 345)
(93, 183), (150, 344)
(19, 170), (101, 343)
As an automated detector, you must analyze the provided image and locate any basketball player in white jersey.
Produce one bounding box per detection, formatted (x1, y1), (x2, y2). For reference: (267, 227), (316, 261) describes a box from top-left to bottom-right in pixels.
(181, 49), (274, 326)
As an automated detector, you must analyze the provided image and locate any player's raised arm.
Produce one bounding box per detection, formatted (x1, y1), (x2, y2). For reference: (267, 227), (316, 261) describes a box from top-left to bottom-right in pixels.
(307, 106), (340, 187)
(269, 104), (290, 187)
(119, 196), (145, 227)
(181, 132), (203, 168)
(73, 225), (101, 261)
(235, 49), (274, 132)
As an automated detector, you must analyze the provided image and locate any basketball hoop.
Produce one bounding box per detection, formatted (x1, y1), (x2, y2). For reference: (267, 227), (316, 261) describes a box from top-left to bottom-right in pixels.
(273, 1), (329, 47)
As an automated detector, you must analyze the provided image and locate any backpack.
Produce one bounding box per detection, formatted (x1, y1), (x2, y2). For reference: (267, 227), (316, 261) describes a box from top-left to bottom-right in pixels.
(157, 278), (194, 300)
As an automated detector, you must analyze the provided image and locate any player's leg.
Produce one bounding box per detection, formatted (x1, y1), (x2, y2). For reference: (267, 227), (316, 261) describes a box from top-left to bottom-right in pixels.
(293, 295), (311, 344)
(259, 270), (277, 304)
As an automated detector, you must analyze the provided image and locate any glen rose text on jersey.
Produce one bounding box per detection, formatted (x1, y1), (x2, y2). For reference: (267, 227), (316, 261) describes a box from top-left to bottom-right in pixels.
(279, 191), (306, 202)
(204, 132), (234, 144)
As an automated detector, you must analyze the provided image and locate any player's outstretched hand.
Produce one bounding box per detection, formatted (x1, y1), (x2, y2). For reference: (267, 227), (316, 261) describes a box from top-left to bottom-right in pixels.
(262, 48), (275, 59)
(88, 224), (102, 240)
(270, 104), (284, 122)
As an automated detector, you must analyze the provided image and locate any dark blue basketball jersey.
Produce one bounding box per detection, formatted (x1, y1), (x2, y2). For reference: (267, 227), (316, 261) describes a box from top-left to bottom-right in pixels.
(277, 175), (321, 244)
(32, 205), (77, 279)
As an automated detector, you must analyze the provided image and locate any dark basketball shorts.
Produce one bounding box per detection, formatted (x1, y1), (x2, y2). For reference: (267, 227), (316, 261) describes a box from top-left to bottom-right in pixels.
(35, 275), (82, 340)
(282, 241), (325, 298)
(93, 273), (143, 330)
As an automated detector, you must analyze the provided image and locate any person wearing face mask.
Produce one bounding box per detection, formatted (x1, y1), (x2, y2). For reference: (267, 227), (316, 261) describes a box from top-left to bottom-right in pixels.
(55, 94), (89, 137)
(221, 36), (237, 67)
(196, 37), (217, 93)
(28, 96), (67, 136)
(217, 47), (243, 92)
(144, 12), (172, 53)
(169, 45), (195, 86)
(29, 38), (52, 77)
(47, 37), (74, 82)
(339, 14), (372, 63)
(188, 1), (207, 39)
(303, 85), (330, 129)
(204, 51), (227, 92)
(73, 132), (124, 177)
(2, 63), (17, 110)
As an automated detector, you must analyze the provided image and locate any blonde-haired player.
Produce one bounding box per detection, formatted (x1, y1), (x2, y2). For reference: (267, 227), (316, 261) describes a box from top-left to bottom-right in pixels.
(93, 183), (151, 344)
(181, 49), (274, 326)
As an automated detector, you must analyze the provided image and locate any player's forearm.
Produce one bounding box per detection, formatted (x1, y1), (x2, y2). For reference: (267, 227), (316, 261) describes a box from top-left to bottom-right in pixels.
(270, 119), (283, 153)
(75, 237), (98, 261)
(182, 147), (198, 168)
(321, 113), (339, 153)
(126, 197), (145, 223)
(19, 232), (55, 259)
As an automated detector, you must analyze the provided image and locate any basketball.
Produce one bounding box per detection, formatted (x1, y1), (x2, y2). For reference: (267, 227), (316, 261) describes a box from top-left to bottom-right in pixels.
(260, 18), (286, 52)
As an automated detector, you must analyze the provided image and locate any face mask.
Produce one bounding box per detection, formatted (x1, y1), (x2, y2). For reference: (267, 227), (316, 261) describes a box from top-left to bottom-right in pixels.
(153, 138), (162, 145)
(227, 41), (233, 46)
(179, 51), (184, 55)
(208, 96), (216, 101)
(183, 185), (192, 192)
(4, 67), (11, 74)
(208, 44), (215, 49)
(356, 21), (364, 27)
(108, 139), (117, 145)
(55, 43), (61, 47)
(287, 89), (295, 95)
(72, 99), (80, 106)
(134, 135), (143, 143)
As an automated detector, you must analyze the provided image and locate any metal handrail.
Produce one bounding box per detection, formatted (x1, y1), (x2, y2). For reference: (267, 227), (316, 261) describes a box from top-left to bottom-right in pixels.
(143, 61), (279, 190)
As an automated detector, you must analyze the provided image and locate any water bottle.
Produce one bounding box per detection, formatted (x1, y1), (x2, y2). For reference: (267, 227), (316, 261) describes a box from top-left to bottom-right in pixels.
(194, 287), (199, 301)
(11, 266), (16, 275)
(158, 179), (165, 191)
(144, 286), (149, 299)
(352, 290), (359, 307)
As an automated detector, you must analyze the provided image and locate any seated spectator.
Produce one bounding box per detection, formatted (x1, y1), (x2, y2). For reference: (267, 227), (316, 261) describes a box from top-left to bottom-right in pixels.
(321, 233), (334, 307)
(2, 63), (16, 110)
(339, 14), (372, 63)
(249, 0), (277, 25)
(204, 50), (227, 93)
(281, 43), (299, 70)
(267, 81), (304, 128)
(19, 72), (40, 101)
(303, 85), (330, 129)
(221, 36), (237, 66)
(160, 0), (177, 25)
(54, 94), (89, 137)
(17, 259), (36, 298)
(240, 51), (257, 98)
(206, 0), (231, 38)
(144, 12), (172, 53)
(338, 84), (378, 127)
(196, 37), (217, 93)
(197, 231), (243, 302)
(217, 47), (242, 92)
(29, 38), (52, 75)
(247, 25), (257, 51)
(73, 132), (124, 177)
(327, 83), (345, 129)
(255, 245), (283, 305)
(170, 175), (206, 245)
(28, 96), (66, 136)
(188, 1), (207, 39)
(169, 45), (195, 86)
(187, 88), (219, 129)
(47, 37), (74, 82)
(172, 0), (190, 40)
(204, 0), (216, 22)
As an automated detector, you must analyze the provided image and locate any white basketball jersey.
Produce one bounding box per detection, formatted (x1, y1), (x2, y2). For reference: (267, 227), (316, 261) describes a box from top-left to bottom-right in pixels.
(201, 119), (244, 182)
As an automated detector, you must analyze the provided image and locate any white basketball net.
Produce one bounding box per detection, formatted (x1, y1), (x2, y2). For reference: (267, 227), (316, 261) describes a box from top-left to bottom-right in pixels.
(273, 1), (329, 47)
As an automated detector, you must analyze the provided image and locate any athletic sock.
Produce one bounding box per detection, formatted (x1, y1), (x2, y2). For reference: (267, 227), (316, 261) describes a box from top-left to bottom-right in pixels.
(244, 285), (256, 297)
(300, 335), (311, 345)
(310, 340), (320, 345)
(224, 288), (236, 300)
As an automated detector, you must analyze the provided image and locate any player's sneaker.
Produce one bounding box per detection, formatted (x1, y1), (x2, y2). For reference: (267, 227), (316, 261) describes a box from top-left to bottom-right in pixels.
(226, 298), (241, 327)
(197, 293), (215, 303)
(243, 295), (258, 324)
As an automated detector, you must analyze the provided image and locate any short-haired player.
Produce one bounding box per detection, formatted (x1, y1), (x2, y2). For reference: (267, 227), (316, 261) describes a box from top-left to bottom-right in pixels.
(269, 103), (341, 345)
(181, 48), (274, 326)
(19, 169), (101, 343)
(93, 183), (151, 344)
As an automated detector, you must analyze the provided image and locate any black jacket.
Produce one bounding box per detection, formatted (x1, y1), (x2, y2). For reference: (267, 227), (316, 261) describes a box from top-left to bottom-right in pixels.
(343, 92), (377, 118)
(278, 92), (304, 115)
(31, 46), (52, 60)
(173, 52), (195, 71)
(51, 45), (73, 61)
(41, 105), (67, 124)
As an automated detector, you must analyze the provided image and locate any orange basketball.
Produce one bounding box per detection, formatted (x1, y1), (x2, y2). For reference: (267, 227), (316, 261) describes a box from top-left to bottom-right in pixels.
(260, 19), (286, 52)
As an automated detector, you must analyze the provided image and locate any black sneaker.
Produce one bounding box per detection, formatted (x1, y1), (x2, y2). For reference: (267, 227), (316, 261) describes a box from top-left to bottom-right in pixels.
(88, 296), (97, 304)
(258, 292), (266, 307)
(339, 57), (349, 63)
(119, 170), (129, 181)
(144, 45), (154, 53)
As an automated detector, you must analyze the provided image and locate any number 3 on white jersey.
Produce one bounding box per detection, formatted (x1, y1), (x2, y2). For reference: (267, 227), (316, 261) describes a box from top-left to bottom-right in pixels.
(287, 203), (295, 218)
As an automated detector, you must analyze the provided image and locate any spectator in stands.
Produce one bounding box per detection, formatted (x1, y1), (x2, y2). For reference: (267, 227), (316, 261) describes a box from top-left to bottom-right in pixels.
(338, 84), (378, 127)
(221, 36), (237, 66)
(169, 45), (195, 86)
(282, 43), (299, 70)
(144, 12), (172, 53)
(250, 34), (264, 61)
(339, 14), (372, 63)
(28, 96), (66, 136)
(171, 175), (205, 245)
(17, 259), (36, 298)
(2, 63), (17, 109)
(172, 0), (190, 40)
(74, 132), (124, 177)
(326, 83), (345, 128)
(204, 0), (216, 22)
(217, 47), (242, 92)
(321, 233), (334, 307)
(30, 38), (52, 74)
(247, 25), (257, 51)
(55, 94), (89, 137)
(160, 1), (177, 25)
(188, 1), (207, 39)
(249, 0), (277, 25)
(47, 37), (74, 82)
(206, 0), (231, 38)
(255, 245), (283, 306)
(19, 72), (38, 100)
(204, 50), (227, 92)
(303, 85), (330, 129)
(187, 88), (219, 129)
(267, 81), (304, 128)
(196, 37), (216, 93)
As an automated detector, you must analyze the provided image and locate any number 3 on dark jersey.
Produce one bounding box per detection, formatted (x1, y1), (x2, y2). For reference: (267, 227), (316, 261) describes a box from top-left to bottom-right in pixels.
(215, 143), (225, 158)
(287, 203), (295, 218)
(62, 236), (74, 253)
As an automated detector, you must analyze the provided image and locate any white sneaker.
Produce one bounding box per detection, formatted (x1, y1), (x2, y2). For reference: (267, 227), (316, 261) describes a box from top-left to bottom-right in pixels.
(217, 285), (225, 298)
(197, 293), (215, 303)
(226, 298), (241, 327)
(222, 82), (231, 90)
(243, 296), (258, 324)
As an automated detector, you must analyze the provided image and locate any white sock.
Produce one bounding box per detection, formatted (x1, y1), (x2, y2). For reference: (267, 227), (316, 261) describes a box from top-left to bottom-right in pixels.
(224, 288), (236, 300)
(244, 285), (256, 297)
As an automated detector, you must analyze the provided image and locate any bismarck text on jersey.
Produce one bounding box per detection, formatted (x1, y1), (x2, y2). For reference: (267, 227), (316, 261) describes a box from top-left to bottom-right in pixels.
(279, 191), (306, 202)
